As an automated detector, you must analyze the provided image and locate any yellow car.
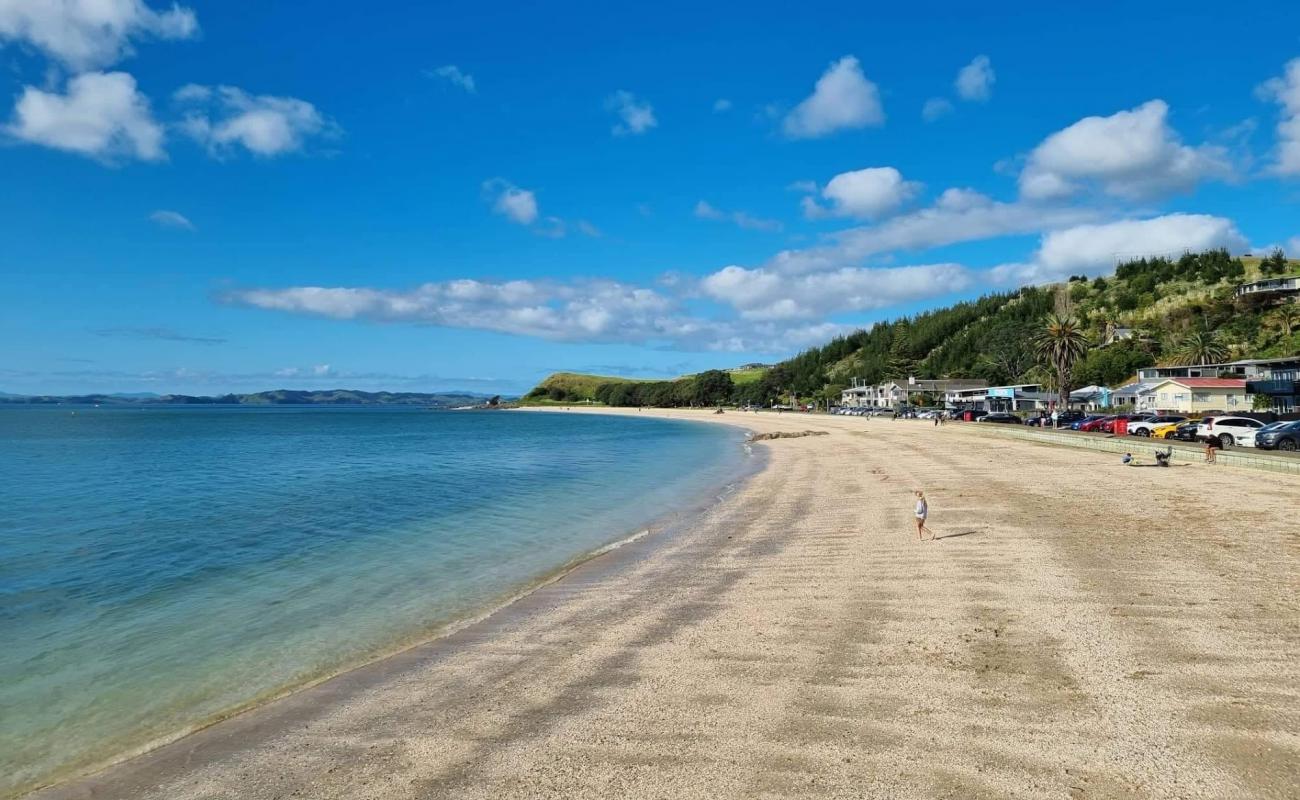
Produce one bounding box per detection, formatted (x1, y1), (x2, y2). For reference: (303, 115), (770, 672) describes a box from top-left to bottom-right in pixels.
(1152, 420), (1192, 438)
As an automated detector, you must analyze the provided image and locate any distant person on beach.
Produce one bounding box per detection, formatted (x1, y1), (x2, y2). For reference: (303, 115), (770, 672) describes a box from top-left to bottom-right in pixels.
(914, 491), (933, 541)
(1122, 452), (1133, 465)
(1205, 438), (1217, 464)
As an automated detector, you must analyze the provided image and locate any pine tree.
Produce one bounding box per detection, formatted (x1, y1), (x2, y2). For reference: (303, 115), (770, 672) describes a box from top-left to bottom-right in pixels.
(887, 324), (917, 379)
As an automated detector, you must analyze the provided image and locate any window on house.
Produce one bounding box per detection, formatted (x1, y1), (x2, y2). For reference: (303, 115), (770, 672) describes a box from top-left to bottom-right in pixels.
(1192, 392), (1210, 403)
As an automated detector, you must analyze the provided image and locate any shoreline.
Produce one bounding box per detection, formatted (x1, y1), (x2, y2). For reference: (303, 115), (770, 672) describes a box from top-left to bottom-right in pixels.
(27, 409), (1300, 799)
(19, 411), (761, 800)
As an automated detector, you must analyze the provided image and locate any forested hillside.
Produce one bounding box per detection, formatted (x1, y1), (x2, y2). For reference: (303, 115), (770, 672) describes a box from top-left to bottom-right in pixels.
(526, 248), (1299, 408)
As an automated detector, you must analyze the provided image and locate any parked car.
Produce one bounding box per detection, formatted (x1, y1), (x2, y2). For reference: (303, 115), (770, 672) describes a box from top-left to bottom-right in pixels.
(1078, 415), (1117, 433)
(1253, 420), (1300, 451)
(1127, 414), (1188, 437)
(1025, 410), (1087, 427)
(1150, 420), (1186, 439)
(1070, 414), (1104, 430)
(1161, 421), (1201, 442)
(1196, 415), (1265, 449)
(979, 412), (1023, 424)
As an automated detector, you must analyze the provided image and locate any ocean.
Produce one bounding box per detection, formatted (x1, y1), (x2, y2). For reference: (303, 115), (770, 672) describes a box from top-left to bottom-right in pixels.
(0, 407), (748, 797)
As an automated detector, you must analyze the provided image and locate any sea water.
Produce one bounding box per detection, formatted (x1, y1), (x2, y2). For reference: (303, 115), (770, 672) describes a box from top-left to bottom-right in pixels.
(0, 407), (747, 796)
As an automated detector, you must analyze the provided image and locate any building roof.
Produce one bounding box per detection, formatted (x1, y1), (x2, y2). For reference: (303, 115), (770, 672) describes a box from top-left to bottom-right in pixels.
(1154, 378), (1247, 389)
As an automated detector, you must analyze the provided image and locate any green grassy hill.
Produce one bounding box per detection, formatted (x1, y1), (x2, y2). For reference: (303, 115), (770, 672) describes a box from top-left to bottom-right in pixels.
(522, 372), (647, 403)
(523, 248), (1298, 409)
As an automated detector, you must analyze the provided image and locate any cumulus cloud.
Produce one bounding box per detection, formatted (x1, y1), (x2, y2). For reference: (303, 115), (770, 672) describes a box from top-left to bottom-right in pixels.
(148, 209), (194, 230)
(1019, 100), (1231, 200)
(5, 71), (163, 161)
(605, 90), (656, 136)
(224, 279), (693, 344)
(770, 190), (1101, 274)
(175, 84), (336, 157)
(694, 200), (783, 232)
(0, 0), (197, 70)
(801, 167), (921, 220)
(990, 213), (1249, 284)
(783, 56), (884, 139)
(222, 269), (960, 354)
(483, 179), (539, 225)
(954, 55), (995, 102)
(700, 263), (970, 321)
(426, 65), (475, 93)
(922, 97), (953, 122)
(1257, 57), (1300, 175)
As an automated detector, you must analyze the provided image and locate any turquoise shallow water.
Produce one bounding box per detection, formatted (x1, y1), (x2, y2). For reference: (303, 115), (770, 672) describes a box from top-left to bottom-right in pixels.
(0, 407), (747, 797)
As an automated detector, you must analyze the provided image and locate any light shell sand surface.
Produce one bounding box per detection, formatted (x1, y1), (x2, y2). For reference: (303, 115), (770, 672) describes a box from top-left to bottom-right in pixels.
(29, 409), (1300, 800)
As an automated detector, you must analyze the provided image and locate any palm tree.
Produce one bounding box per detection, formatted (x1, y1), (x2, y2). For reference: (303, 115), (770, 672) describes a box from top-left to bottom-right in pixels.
(1267, 301), (1300, 338)
(1173, 330), (1230, 366)
(1033, 313), (1090, 410)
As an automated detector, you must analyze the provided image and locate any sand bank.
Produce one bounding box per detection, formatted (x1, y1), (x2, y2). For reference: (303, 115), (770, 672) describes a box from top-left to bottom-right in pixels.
(30, 409), (1299, 799)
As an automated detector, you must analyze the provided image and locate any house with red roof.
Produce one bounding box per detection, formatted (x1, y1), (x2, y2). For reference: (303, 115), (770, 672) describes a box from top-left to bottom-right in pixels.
(1146, 377), (1252, 414)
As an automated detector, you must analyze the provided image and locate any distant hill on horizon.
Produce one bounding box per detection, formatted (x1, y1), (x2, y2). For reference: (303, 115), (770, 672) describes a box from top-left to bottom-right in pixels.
(0, 389), (506, 407)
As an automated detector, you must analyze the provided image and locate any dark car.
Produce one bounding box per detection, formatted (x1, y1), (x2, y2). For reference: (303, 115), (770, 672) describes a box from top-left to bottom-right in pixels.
(1254, 420), (1300, 451)
(1168, 421), (1202, 442)
(1025, 410), (1086, 427)
(980, 412), (1023, 424)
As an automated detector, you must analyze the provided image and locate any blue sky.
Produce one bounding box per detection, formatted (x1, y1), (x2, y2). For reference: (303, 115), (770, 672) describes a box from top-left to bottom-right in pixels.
(2, 2), (1299, 396)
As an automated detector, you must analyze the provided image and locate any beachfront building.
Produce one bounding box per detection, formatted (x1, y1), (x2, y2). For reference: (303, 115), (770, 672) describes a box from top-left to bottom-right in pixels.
(840, 377), (986, 409)
(1135, 356), (1300, 383)
(945, 383), (1055, 412)
(1245, 367), (1300, 412)
(1145, 378), (1251, 414)
(1069, 385), (1112, 409)
(1234, 274), (1300, 300)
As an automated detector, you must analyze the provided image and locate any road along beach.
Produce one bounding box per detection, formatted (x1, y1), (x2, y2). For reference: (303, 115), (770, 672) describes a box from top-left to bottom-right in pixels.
(29, 408), (1299, 800)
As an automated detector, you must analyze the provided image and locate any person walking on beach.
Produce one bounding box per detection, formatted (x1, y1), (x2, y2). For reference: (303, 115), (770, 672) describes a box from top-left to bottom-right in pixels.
(1205, 437), (1217, 464)
(914, 491), (933, 541)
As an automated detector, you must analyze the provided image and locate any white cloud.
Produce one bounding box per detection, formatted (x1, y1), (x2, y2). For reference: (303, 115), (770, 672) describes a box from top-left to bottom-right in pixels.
(148, 209), (194, 230)
(1019, 100), (1231, 200)
(1257, 57), (1300, 175)
(605, 90), (656, 136)
(801, 166), (921, 220)
(990, 213), (1249, 284)
(482, 179), (539, 226)
(955, 55), (995, 102)
(575, 220), (602, 237)
(5, 71), (163, 161)
(770, 190), (1100, 274)
(1287, 236), (1300, 255)
(694, 200), (783, 232)
(782, 56), (884, 139)
(223, 273), (934, 355)
(224, 279), (693, 344)
(427, 65), (475, 93)
(922, 97), (953, 122)
(0, 0), (197, 70)
(175, 84), (335, 157)
(700, 263), (969, 321)
(712, 98), (732, 113)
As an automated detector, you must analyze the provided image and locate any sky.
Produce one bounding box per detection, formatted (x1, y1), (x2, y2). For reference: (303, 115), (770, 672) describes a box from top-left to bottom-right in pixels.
(2, 2), (1299, 396)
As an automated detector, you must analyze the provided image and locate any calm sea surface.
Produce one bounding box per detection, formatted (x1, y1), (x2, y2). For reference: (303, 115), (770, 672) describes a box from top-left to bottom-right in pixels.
(0, 407), (747, 796)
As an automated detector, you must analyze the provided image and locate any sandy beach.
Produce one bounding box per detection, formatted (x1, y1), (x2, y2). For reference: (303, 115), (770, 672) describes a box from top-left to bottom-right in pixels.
(30, 408), (1300, 800)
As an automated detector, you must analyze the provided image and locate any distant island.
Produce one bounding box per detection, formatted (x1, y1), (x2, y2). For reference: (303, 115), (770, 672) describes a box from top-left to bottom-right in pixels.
(0, 389), (507, 407)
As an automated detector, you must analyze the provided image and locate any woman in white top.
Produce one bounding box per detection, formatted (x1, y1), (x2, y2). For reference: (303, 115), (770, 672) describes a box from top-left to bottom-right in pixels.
(914, 491), (933, 541)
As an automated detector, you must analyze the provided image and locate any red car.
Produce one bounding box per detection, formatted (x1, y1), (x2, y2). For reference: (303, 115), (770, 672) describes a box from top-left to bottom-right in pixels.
(1078, 415), (1116, 433)
(1100, 413), (1157, 434)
